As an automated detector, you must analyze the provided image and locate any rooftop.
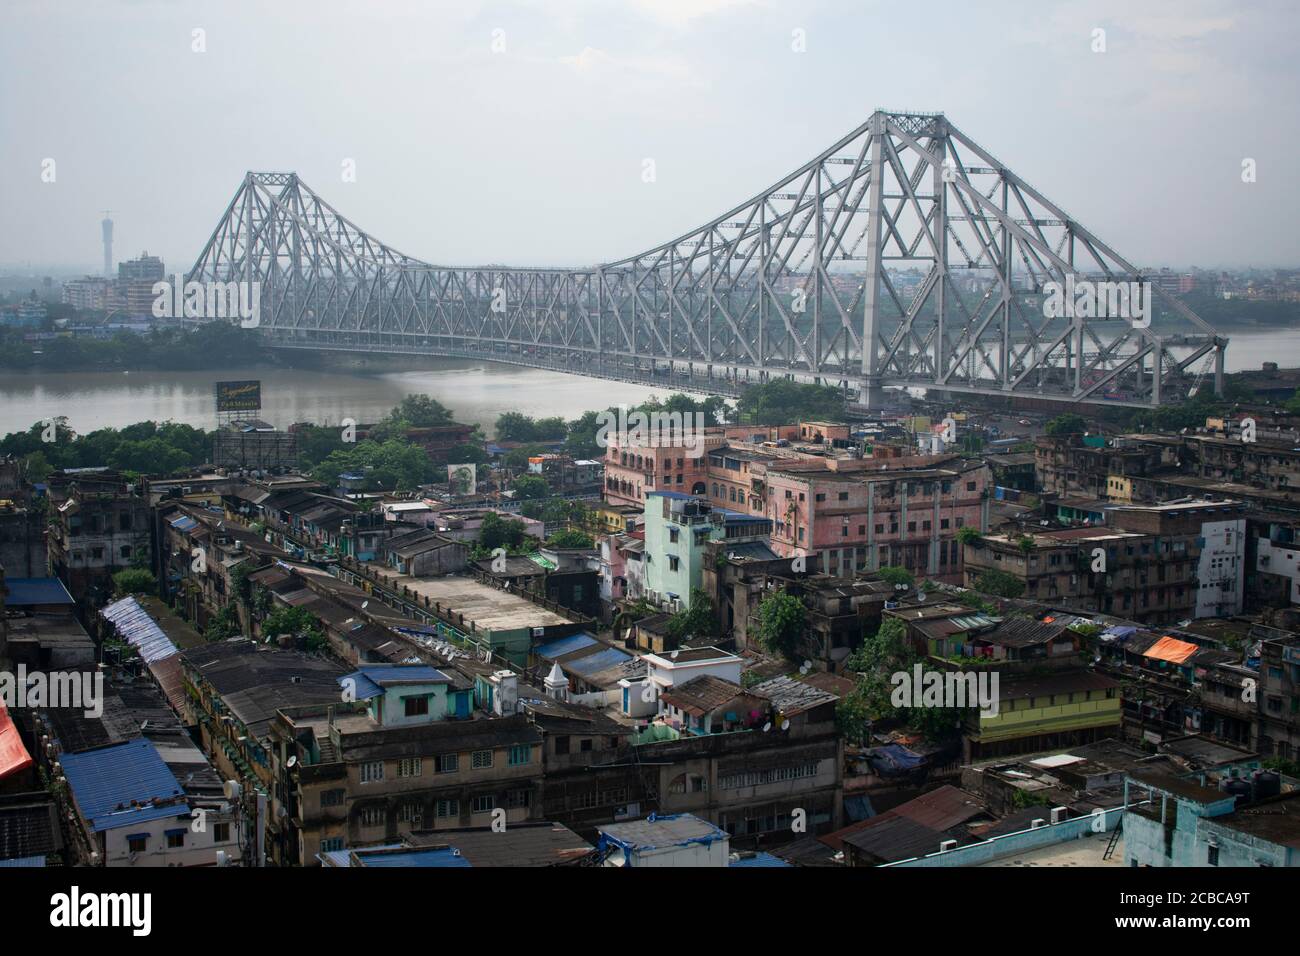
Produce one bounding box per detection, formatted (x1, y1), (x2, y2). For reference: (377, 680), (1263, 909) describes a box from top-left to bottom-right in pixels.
(598, 813), (729, 853)
(381, 573), (573, 631)
(59, 738), (188, 833)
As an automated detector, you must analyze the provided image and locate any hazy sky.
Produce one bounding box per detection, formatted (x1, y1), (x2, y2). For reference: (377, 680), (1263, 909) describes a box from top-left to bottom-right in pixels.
(2, 0), (1297, 273)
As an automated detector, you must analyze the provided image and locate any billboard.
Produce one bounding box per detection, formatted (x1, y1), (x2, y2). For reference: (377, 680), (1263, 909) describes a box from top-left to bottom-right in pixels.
(447, 463), (477, 497)
(215, 380), (262, 412)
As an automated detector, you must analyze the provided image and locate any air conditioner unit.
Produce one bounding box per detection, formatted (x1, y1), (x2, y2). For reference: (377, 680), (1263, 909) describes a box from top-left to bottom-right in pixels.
(1050, 807), (1067, 824)
(938, 839), (958, 852)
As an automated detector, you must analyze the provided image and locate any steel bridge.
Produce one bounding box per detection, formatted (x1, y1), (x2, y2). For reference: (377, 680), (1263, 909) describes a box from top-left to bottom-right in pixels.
(189, 110), (1226, 409)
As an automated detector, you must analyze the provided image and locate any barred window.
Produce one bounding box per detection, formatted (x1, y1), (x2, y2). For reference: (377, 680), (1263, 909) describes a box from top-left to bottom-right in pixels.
(435, 799), (459, 819)
(719, 763), (818, 790)
(360, 761), (384, 784)
(359, 806), (384, 827)
(471, 750), (493, 769)
(398, 757), (422, 778)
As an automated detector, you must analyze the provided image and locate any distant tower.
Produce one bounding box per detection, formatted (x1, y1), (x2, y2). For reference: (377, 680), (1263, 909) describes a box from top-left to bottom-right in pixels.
(101, 211), (113, 277)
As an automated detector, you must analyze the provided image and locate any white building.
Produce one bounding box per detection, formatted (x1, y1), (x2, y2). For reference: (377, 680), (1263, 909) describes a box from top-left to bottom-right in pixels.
(597, 813), (730, 867)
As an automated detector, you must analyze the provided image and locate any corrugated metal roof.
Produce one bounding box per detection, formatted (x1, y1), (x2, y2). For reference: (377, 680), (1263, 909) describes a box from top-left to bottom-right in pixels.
(101, 596), (180, 664)
(60, 739), (188, 833)
(535, 632), (598, 661)
(0, 855), (45, 867)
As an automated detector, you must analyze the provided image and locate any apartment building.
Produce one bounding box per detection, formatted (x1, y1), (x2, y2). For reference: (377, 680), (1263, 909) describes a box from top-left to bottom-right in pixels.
(268, 665), (544, 865)
(766, 455), (991, 583)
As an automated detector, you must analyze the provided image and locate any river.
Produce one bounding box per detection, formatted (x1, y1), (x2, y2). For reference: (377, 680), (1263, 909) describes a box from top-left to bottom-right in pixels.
(0, 329), (1294, 438)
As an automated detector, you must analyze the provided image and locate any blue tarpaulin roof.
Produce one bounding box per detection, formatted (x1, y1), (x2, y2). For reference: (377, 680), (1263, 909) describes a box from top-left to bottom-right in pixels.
(563, 646), (632, 677)
(729, 852), (792, 868)
(319, 844), (473, 868)
(3, 577), (74, 607)
(101, 596), (179, 664)
(866, 744), (927, 777)
(535, 632), (599, 661)
(0, 855), (45, 867)
(60, 739), (188, 833)
(168, 515), (198, 532)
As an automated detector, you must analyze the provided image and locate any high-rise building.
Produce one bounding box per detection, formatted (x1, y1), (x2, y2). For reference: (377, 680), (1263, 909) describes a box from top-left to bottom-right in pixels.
(101, 211), (113, 277)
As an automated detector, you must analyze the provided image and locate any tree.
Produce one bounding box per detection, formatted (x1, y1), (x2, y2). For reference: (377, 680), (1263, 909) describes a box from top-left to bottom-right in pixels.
(112, 568), (155, 597)
(478, 512), (529, 552)
(735, 379), (846, 425)
(390, 394), (455, 427)
(546, 529), (594, 549)
(1045, 413), (1087, 437)
(975, 568), (1026, 599)
(752, 590), (807, 660)
(664, 589), (718, 643)
(956, 526), (983, 546)
(262, 605), (327, 652)
(511, 475), (550, 499)
(204, 604), (241, 641)
(876, 565), (914, 589)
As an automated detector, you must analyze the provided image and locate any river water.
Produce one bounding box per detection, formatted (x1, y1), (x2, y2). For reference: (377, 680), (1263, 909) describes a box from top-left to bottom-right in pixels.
(0, 330), (1294, 439)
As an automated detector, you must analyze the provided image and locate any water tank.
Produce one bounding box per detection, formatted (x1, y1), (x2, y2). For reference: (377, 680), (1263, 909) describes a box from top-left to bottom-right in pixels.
(1221, 777), (1252, 807)
(1252, 770), (1281, 801)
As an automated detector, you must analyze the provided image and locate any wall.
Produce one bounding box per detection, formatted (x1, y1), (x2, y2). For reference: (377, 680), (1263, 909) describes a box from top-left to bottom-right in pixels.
(882, 806), (1124, 867)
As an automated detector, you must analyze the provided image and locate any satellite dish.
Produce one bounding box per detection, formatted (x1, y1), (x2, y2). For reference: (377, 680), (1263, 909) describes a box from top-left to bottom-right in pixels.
(361, 600), (369, 609)
(286, 755), (298, 768)
(781, 719), (790, 731)
(762, 721), (772, 733)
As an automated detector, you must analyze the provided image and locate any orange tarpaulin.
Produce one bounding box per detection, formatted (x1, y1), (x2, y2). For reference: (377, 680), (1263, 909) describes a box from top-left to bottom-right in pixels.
(1142, 635), (1198, 665)
(0, 702), (34, 781)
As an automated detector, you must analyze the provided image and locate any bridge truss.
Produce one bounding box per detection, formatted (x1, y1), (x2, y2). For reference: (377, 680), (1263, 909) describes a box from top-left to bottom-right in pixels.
(189, 110), (1225, 408)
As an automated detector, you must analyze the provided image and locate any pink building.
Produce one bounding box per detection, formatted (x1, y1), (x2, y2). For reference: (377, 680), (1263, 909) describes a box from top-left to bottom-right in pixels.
(764, 455), (991, 582)
(603, 430), (723, 506)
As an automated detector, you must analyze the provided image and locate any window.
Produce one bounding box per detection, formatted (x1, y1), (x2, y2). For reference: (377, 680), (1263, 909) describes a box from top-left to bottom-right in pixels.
(435, 753), (459, 774)
(360, 761), (384, 783)
(436, 799), (459, 818)
(398, 757), (422, 778)
(360, 806), (384, 827)
(472, 795), (495, 813)
(399, 803), (422, 824)
(472, 750), (493, 769)
(321, 838), (344, 853)
(213, 822), (230, 843)
(321, 788), (345, 807)
(1208, 844), (1219, 866)
(119, 545), (132, 559)
(128, 835), (147, 853)
(507, 789), (531, 809)
(668, 556), (680, 572)
(166, 832), (185, 849)
(580, 738), (593, 752)
(508, 744), (531, 766)
(404, 696), (429, 718)
(555, 736), (570, 755)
